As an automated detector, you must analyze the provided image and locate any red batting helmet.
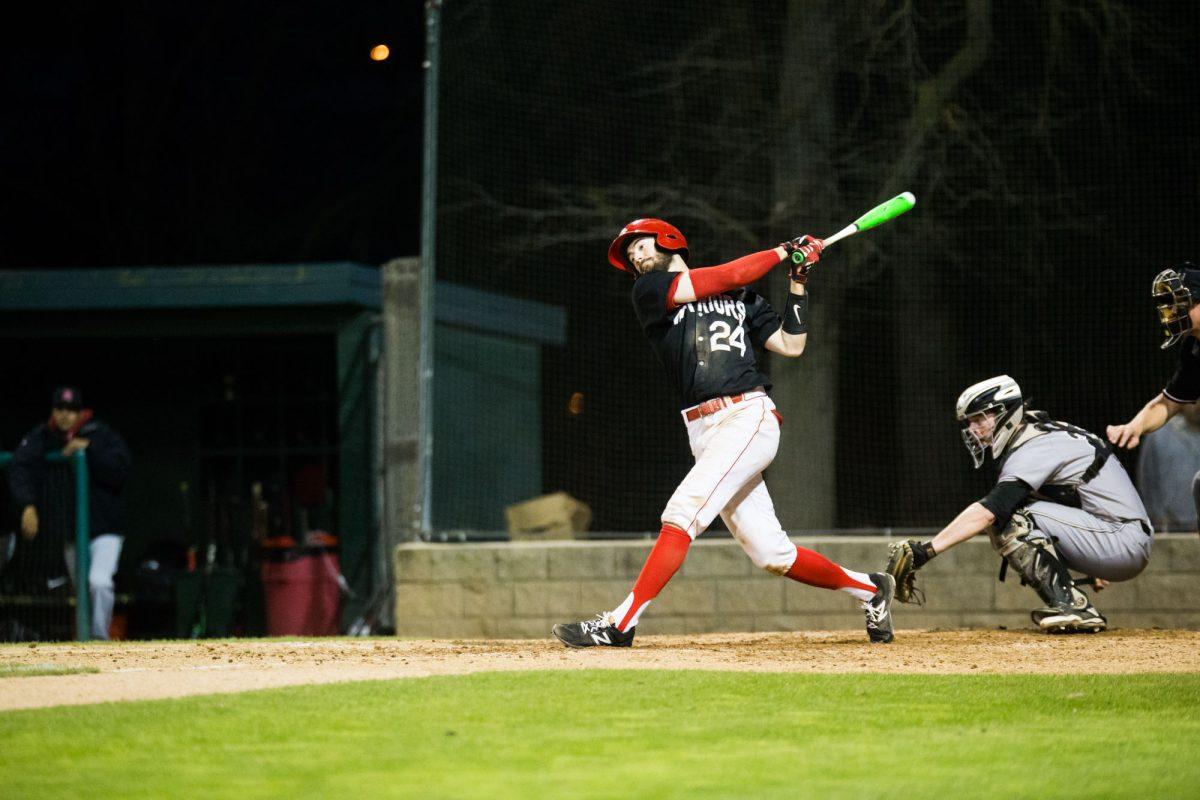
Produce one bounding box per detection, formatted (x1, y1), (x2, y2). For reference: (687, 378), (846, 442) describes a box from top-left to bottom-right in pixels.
(607, 218), (689, 274)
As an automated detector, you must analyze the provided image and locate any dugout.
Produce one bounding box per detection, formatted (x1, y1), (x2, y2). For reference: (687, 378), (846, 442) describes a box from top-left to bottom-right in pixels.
(0, 263), (565, 636)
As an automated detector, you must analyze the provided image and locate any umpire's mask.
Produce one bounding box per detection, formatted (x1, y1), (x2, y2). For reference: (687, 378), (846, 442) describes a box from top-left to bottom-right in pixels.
(1154, 264), (1200, 349)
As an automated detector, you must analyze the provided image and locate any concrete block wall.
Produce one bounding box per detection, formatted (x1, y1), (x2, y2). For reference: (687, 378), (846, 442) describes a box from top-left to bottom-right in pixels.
(393, 534), (1200, 638)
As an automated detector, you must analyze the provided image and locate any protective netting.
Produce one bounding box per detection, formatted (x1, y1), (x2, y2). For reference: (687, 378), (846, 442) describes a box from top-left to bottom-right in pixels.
(0, 460), (78, 641)
(433, 0), (1199, 534)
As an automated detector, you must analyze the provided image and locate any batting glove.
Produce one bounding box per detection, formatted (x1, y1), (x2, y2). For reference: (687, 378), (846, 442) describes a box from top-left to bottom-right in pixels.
(781, 235), (824, 284)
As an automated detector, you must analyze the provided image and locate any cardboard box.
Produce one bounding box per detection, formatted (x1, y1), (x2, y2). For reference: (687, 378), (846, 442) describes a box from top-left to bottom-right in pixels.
(505, 492), (592, 540)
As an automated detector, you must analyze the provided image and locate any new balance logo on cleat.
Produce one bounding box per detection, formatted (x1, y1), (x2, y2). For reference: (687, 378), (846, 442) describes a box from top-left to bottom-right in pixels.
(552, 614), (636, 648)
(863, 573), (896, 644)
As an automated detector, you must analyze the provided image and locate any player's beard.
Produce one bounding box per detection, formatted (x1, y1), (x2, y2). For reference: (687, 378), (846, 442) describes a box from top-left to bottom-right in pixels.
(638, 251), (672, 274)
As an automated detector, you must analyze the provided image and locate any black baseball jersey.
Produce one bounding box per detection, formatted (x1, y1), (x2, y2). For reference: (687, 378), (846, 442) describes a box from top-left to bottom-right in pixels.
(1164, 336), (1200, 404)
(632, 270), (782, 409)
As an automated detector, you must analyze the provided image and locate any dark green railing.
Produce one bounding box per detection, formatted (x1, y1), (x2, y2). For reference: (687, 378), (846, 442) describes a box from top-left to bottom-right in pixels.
(0, 450), (91, 641)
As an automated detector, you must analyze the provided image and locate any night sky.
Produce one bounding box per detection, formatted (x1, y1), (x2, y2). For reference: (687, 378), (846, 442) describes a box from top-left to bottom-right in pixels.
(2, 2), (425, 269)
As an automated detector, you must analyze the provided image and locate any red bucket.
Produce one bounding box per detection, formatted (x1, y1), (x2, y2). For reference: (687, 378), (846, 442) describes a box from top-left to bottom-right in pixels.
(261, 543), (341, 636)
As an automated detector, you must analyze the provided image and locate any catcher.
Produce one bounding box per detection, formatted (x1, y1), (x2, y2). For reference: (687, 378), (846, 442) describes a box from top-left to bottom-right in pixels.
(886, 375), (1152, 633)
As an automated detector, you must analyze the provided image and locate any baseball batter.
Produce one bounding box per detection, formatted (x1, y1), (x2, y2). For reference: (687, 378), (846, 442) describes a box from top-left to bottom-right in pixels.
(551, 218), (896, 648)
(1108, 263), (1200, 523)
(887, 375), (1152, 632)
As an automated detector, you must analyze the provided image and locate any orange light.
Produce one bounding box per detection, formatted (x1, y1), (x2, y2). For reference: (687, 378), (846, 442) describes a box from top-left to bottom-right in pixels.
(370, 44), (390, 61)
(567, 392), (585, 416)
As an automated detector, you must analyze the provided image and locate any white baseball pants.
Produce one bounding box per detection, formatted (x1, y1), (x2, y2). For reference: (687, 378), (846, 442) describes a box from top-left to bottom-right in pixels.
(662, 392), (797, 574)
(65, 534), (124, 640)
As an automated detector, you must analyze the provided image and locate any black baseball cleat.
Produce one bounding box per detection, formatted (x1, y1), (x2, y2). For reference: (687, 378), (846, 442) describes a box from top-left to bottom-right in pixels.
(1032, 604), (1108, 634)
(552, 614), (636, 648)
(863, 573), (896, 644)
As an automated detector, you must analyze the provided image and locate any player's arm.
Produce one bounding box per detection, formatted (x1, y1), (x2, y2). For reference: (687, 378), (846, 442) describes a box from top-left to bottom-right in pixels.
(1107, 392), (1183, 449)
(764, 278), (808, 357)
(671, 234), (824, 307)
(764, 237), (825, 357)
(9, 431), (44, 511)
(887, 501), (996, 600)
(10, 431), (45, 539)
(888, 481), (1028, 602)
(669, 246), (789, 306)
(928, 502), (996, 553)
(929, 477), (1031, 554)
(895, 479), (1027, 574)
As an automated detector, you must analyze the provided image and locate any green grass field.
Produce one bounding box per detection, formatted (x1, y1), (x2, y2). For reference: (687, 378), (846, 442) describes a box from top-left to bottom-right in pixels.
(2, 671), (1198, 799)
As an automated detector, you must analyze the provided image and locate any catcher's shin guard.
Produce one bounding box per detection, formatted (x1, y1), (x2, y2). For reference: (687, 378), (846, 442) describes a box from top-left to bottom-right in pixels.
(989, 511), (1092, 631)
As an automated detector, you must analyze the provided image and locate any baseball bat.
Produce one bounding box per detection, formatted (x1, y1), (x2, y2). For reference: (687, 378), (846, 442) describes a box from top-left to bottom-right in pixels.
(790, 191), (916, 263)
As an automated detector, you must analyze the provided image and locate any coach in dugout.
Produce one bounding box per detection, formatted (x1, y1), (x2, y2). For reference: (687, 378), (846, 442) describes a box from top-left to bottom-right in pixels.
(1108, 263), (1200, 529)
(8, 387), (132, 639)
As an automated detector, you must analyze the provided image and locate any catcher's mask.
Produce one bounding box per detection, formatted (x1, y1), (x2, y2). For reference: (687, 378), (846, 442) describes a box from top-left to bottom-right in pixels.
(1153, 263), (1200, 349)
(607, 218), (689, 274)
(955, 375), (1024, 469)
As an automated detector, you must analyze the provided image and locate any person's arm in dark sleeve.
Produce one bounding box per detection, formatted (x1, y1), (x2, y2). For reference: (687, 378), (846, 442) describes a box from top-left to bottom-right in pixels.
(8, 429), (45, 509)
(898, 480), (1031, 577)
(977, 478), (1033, 532)
(85, 425), (132, 490)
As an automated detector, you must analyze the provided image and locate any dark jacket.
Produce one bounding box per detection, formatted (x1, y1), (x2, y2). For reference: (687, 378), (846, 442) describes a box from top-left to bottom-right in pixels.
(8, 415), (132, 539)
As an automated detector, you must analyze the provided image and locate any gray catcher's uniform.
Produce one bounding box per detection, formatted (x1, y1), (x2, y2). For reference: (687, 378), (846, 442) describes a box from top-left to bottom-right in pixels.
(990, 424), (1152, 581)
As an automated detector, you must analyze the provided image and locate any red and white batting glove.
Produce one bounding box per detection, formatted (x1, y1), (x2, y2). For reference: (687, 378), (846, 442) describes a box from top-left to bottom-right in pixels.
(781, 235), (824, 284)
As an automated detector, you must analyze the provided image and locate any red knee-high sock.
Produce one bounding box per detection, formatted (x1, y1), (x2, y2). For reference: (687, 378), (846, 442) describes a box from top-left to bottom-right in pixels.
(616, 524), (692, 630)
(785, 545), (876, 594)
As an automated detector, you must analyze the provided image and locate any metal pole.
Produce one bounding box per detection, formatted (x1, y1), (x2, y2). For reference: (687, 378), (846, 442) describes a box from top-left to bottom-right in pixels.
(72, 450), (91, 641)
(417, 0), (443, 538)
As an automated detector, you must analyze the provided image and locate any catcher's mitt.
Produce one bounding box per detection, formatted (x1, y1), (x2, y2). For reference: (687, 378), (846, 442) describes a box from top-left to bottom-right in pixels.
(886, 540), (927, 605)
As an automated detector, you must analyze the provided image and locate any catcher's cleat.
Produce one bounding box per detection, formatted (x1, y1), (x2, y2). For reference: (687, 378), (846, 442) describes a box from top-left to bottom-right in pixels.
(863, 573), (896, 644)
(552, 615), (636, 648)
(1033, 604), (1107, 634)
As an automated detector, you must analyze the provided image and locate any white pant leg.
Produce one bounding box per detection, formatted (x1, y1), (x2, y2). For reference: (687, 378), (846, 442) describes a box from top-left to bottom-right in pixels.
(64, 534), (123, 640)
(720, 477), (796, 575)
(662, 397), (780, 538)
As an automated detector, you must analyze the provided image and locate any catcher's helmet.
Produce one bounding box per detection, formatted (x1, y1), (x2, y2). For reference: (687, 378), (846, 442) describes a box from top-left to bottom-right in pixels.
(1153, 262), (1200, 349)
(955, 375), (1025, 469)
(607, 218), (689, 274)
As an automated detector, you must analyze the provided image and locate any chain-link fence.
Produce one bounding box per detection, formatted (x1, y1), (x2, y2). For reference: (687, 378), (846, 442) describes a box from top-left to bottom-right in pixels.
(428, 0), (1199, 536)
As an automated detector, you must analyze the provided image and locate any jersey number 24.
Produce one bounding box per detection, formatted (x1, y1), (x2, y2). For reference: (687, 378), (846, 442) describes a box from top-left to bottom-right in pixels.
(708, 321), (746, 357)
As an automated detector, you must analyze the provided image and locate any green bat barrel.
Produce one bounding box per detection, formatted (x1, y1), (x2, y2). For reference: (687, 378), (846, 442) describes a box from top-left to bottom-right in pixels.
(789, 191), (916, 263)
(853, 191), (916, 232)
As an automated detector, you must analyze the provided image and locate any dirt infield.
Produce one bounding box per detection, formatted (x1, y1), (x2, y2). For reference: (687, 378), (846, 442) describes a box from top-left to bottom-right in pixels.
(2, 629), (1198, 711)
